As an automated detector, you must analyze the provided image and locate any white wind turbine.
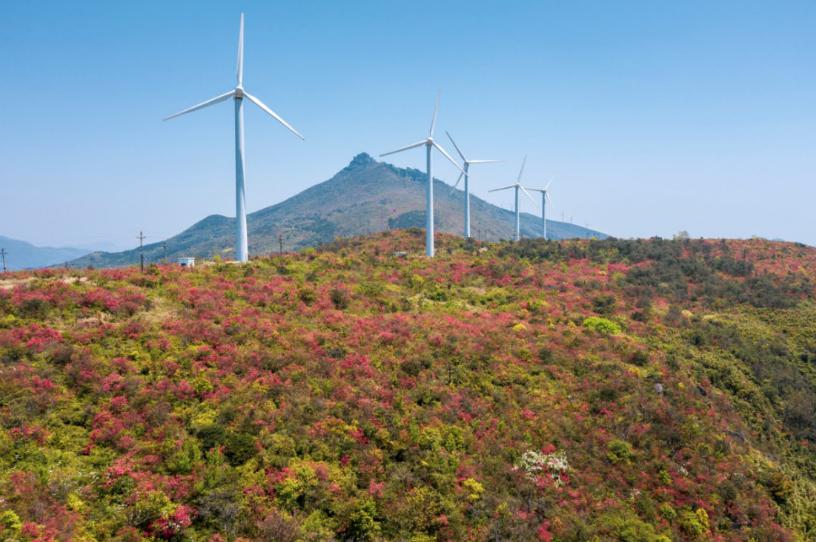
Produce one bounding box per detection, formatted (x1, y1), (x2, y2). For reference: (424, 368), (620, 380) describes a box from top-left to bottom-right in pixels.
(528, 182), (553, 240)
(380, 97), (464, 257)
(445, 131), (499, 239)
(489, 156), (535, 242)
(164, 13), (303, 263)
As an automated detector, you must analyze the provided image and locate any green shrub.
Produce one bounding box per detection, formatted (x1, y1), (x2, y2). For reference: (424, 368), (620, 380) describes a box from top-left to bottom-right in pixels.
(347, 498), (380, 541)
(629, 351), (650, 366)
(584, 316), (622, 335)
(607, 439), (635, 464)
(592, 295), (617, 316)
(298, 288), (317, 305)
(165, 438), (202, 474)
(223, 431), (257, 466)
(0, 510), (22, 535)
(658, 502), (677, 520)
(594, 511), (670, 542)
(679, 508), (709, 537)
(330, 287), (350, 309)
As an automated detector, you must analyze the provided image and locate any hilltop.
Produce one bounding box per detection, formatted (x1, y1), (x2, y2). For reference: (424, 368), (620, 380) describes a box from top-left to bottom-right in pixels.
(2, 233), (815, 541)
(68, 154), (605, 268)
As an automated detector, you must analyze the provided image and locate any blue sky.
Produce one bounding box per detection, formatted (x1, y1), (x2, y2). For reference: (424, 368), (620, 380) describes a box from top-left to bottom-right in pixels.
(1, 0), (814, 249)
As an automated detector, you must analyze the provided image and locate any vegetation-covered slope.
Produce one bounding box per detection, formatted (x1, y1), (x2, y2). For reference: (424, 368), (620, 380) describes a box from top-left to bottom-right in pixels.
(1, 232), (814, 541)
(68, 154), (605, 268)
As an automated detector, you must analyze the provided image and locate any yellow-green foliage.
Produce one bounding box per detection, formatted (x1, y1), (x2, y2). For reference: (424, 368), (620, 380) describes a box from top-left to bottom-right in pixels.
(607, 439), (635, 464)
(463, 478), (485, 502)
(583, 316), (622, 335)
(679, 508), (710, 537)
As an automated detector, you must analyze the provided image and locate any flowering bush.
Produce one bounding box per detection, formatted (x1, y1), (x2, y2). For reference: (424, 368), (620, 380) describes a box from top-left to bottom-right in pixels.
(517, 449), (570, 486)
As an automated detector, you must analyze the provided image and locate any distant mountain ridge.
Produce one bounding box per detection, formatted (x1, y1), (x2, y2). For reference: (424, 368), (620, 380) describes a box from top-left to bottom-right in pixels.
(0, 236), (89, 271)
(70, 153), (607, 268)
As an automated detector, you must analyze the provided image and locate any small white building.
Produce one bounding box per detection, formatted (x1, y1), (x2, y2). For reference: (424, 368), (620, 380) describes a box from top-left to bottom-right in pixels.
(177, 257), (196, 268)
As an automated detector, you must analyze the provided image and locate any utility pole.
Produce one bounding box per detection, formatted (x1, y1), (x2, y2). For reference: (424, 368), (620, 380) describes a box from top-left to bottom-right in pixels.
(0, 248), (7, 273)
(137, 231), (146, 272)
(278, 233), (284, 256)
(162, 242), (168, 264)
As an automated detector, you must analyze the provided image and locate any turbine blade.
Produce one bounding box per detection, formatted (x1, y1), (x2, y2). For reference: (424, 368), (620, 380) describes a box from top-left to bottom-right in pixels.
(237, 13), (245, 86)
(517, 155), (527, 183)
(432, 141), (466, 174)
(429, 93), (440, 137)
(163, 90), (235, 120)
(380, 140), (427, 157)
(445, 130), (466, 162)
(467, 159), (501, 164)
(489, 184), (516, 192)
(546, 191), (552, 203)
(450, 171), (465, 193)
(520, 185), (535, 203)
(544, 181), (552, 190)
(244, 91), (304, 139)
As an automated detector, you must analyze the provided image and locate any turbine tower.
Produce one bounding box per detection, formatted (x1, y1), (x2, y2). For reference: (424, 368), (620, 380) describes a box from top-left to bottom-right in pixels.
(445, 131), (499, 239)
(380, 96), (464, 257)
(528, 182), (552, 240)
(489, 156), (535, 241)
(164, 13), (303, 263)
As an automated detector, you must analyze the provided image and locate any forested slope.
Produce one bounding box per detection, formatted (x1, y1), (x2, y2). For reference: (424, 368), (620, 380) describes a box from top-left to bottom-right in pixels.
(1, 232), (814, 541)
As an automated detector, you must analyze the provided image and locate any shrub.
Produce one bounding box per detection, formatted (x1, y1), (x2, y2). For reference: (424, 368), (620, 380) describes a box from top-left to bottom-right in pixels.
(257, 510), (300, 542)
(298, 288), (317, 305)
(401, 357), (431, 377)
(679, 508), (709, 537)
(330, 287), (350, 309)
(223, 431), (257, 466)
(594, 511), (670, 542)
(538, 347), (554, 363)
(583, 316), (622, 335)
(0, 510), (22, 536)
(592, 295), (617, 316)
(346, 498), (380, 541)
(607, 439), (635, 464)
(463, 478), (485, 502)
(629, 351), (650, 367)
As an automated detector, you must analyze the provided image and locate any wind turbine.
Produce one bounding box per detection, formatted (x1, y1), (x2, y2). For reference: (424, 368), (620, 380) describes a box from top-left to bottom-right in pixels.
(489, 156), (535, 242)
(380, 97), (464, 257)
(528, 183), (552, 240)
(164, 13), (303, 263)
(445, 131), (499, 239)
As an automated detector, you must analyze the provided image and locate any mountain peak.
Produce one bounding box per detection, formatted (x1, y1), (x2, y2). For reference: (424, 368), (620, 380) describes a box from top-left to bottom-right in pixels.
(348, 152), (376, 169)
(68, 155), (607, 267)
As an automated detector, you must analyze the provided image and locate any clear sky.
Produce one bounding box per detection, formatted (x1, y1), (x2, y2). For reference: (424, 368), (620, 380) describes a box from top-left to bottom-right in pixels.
(1, 0), (814, 249)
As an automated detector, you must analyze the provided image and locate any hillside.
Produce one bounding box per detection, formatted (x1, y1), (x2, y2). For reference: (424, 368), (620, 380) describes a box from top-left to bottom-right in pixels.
(0, 236), (89, 271)
(2, 233), (815, 541)
(69, 154), (605, 268)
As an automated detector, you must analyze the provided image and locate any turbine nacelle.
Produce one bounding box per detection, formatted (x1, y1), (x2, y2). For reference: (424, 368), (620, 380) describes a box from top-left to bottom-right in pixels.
(444, 131), (499, 192)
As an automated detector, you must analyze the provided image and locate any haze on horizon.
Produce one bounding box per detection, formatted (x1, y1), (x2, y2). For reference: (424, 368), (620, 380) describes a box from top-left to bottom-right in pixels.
(1, 0), (814, 249)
